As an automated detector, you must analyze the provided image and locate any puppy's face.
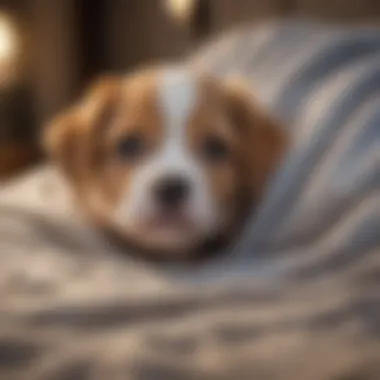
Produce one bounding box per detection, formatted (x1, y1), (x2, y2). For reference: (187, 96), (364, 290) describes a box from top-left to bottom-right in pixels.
(45, 67), (286, 260)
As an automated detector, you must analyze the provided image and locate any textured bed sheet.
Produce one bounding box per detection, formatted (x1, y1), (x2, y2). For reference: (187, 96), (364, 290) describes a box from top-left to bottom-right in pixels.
(0, 19), (379, 380)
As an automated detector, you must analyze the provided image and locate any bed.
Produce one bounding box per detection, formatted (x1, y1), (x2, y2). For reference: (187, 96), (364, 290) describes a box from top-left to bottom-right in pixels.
(0, 19), (379, 380)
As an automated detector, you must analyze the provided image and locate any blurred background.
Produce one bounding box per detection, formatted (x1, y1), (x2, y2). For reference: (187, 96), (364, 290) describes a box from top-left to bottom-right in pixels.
(1, 0), (380, 180)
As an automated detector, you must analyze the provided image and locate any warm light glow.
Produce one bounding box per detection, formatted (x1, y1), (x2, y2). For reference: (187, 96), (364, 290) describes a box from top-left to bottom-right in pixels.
(0, 13), (18, 62)
(0, 12), (20, 87)
(164, 0), (196, 23)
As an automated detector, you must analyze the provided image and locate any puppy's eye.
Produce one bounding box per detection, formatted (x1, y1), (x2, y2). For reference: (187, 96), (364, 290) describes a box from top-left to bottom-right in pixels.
(201, 136), (229, 163)
(116, 134), (145, 160)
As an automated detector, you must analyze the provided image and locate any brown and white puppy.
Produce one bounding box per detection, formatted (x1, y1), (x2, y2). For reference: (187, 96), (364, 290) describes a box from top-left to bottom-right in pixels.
(44, 66), (287, 261)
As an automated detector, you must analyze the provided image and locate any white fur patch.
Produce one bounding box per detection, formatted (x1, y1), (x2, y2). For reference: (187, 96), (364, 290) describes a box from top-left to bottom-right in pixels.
(154, 68), (198, 176)
(160, 67), (197, 137)
(114, 67), (221, 251)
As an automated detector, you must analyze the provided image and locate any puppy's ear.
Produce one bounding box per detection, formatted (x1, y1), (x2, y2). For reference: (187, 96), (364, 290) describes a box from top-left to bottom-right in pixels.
(43, 76), (121, 185)
(223, 77), (288, 199)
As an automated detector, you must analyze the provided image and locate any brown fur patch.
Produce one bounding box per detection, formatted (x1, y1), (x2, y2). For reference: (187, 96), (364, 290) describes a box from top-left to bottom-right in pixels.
(44, 71), (166, 225)
(187, 75), (288, 243)
(222, 77), (288, 201)
(187, 76), (241, 240)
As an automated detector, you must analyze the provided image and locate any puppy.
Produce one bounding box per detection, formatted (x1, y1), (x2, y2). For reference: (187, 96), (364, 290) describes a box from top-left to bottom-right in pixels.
(44, 66), (287, 261)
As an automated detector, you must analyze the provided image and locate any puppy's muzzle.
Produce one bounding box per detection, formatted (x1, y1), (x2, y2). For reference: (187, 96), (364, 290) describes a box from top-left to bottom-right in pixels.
(153, 175), (191, 210)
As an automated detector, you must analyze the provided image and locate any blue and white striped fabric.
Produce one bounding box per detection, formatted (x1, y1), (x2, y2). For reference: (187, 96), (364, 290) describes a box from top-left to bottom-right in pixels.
(186, 19), (380, 280)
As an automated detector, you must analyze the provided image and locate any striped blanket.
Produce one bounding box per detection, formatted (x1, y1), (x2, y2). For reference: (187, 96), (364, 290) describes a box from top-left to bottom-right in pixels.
(188, 19), (380, 281)
(0, 19), (379, 380)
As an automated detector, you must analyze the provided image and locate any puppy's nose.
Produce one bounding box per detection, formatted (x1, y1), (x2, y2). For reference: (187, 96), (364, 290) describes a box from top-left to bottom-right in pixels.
(154, 176), (190, 208)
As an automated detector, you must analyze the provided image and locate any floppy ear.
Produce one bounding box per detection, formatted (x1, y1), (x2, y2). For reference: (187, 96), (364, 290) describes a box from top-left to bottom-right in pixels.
(43, 76), (121, 186)
(223, 77), (288, 200)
